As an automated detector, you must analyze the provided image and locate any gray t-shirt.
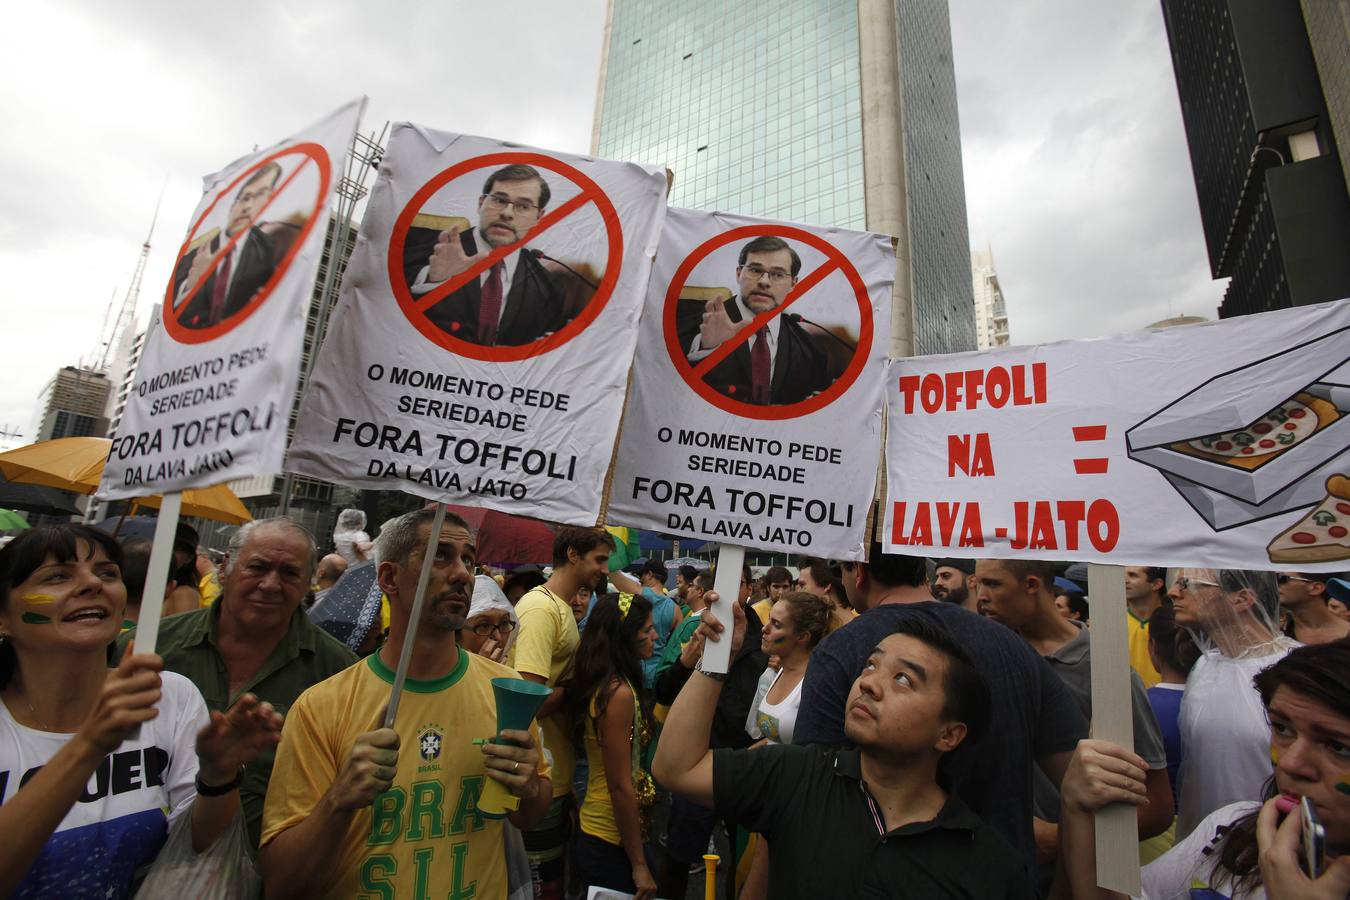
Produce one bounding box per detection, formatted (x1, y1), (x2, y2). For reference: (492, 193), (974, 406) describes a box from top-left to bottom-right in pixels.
(1034, 621), (1168, 823)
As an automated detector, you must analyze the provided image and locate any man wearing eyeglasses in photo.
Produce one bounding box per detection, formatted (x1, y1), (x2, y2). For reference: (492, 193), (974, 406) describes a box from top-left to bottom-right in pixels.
(407, 163), (570, 346)
(680, 235), (830, 405)
(174, 161), (283, 330)
(1276, 570), (1349, 644)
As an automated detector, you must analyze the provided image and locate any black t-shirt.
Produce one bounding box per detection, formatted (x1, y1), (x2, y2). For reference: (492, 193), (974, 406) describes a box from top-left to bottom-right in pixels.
(793, 601), (1088, 877)
(713, 745), (1036, 899)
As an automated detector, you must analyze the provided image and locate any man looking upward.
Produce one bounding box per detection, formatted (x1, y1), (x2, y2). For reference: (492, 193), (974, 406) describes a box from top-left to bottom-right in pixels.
(259, 508), (548, 898)
(655, 605), (1034, 899)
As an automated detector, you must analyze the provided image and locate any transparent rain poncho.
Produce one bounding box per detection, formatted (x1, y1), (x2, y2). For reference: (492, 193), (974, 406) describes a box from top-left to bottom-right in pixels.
(1169, 567), (1297, 837)
(332, 508), (371, 566)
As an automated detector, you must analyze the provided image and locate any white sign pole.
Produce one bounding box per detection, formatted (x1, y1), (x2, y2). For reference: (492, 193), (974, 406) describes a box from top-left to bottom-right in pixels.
(1086, 563), (1141, 895)
(131, 491), (183, 657)
(384, 501), (447, 728)
(702, 543), (746, 675)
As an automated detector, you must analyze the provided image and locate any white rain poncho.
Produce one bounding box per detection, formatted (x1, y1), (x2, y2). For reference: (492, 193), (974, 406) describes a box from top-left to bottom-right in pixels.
(332, 508), (371, 566)
(1170, 567), (1298, 837)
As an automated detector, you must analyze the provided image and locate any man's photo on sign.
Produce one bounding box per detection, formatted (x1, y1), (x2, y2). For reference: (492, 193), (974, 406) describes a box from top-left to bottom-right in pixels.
(401, 164), (601, 348)
(172, 158), (311, 331)
(675, 236), (846, 406)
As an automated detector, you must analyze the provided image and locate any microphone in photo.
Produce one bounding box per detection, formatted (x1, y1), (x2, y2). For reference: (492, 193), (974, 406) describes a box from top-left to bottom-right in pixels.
(528, 249), (600, 290)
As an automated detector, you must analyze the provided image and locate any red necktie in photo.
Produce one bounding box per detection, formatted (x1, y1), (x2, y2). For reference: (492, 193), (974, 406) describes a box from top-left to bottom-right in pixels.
(208, 248), (233, 325)
(750, 326), (771, 404)
(477, 262), (505, 344)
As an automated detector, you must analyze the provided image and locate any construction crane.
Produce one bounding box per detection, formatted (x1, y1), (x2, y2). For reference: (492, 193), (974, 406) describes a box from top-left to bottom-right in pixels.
(96, 184), (165, 373)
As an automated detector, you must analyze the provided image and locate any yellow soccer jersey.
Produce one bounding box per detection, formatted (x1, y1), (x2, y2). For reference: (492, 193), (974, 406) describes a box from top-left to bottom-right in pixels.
(261, 650), (549, 900)
(508, 585), (579, 797)
(1128, 611), (1162, 688)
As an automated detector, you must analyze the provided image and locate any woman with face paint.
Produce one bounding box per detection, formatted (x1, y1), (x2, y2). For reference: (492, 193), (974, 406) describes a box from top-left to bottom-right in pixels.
(1057, 637), (1350, 898)
(0, 525), (284, 898)
(746, 592), (831, 746)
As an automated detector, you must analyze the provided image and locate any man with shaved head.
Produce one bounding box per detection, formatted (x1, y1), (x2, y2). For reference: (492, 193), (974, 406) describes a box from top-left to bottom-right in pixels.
(312, 552), (348, 604)
(120, 516), (357, 846)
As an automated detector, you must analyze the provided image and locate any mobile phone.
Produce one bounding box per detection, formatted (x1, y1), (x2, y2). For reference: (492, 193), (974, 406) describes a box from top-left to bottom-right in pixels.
(1301, 796), (1326, 879)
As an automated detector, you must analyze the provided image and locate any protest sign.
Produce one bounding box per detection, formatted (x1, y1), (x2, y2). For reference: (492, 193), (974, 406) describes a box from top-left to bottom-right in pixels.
(607, 208), (893, 560)
(285, 125), (668, 524)
(882, 299), (1350, 571)
(97, 99), (366, 500)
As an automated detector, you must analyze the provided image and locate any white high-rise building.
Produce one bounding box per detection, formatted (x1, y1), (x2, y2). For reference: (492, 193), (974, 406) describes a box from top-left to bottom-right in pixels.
(971, 247), (1009, 350)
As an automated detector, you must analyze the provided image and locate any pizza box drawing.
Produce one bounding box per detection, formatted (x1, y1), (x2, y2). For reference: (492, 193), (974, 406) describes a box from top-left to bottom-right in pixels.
(1127, 328), (1350, 525)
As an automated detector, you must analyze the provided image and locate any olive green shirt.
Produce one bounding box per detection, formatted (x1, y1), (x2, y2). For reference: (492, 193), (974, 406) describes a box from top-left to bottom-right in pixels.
(118, 599), (357, 848)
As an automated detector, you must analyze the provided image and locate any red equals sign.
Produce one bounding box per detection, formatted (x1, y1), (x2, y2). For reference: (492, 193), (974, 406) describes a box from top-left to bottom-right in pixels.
(1072, 425), (1109, 474)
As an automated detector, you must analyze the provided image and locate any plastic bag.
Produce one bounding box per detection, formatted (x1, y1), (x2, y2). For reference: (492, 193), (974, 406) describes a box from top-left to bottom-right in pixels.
(505, 822), (533, 900)
(135, 807), (260, 900)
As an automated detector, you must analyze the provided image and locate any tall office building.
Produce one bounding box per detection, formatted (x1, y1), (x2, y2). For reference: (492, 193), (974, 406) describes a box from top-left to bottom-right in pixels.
(31, 367), (112, 443)
(971, 248), (1009, 350)
(1161, 0), (1350, 318)
(591, 0), (976, 355)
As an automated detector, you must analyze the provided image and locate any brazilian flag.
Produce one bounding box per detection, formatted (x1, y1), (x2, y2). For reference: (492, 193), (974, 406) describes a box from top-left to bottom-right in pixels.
(605, 526), (641, 571)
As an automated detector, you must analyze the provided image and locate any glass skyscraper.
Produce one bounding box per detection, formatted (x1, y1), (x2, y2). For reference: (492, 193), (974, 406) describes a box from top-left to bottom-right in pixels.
(592, 0), (975, 355)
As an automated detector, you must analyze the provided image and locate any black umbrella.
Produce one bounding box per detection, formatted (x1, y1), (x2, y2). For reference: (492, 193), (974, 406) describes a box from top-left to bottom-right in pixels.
(0, 474), (81, 517)
(308, 562), (382, 651)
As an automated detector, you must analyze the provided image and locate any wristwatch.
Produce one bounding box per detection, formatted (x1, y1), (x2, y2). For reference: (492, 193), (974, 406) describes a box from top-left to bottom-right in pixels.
(695, 657), (728, 682)
(196, 767), (244, 796)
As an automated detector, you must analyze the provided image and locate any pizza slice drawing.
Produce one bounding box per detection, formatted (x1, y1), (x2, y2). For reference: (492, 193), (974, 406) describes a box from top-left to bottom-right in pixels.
(1267, 474), (1350, 563)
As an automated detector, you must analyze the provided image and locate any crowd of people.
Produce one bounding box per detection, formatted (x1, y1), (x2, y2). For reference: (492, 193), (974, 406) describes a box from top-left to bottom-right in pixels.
(1, 509), (1349, 899)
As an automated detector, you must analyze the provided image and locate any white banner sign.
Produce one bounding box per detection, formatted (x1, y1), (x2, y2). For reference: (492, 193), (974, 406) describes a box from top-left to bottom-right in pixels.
(98, 99), (365, 500)
(607, 207), (894, 560)
(883, 300), (1350, 571)
(285, 125), (668, 523)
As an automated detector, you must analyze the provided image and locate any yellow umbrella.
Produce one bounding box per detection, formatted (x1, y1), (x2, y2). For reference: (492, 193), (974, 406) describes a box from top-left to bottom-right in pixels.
(139, 484), (251, 526)
(0, 437), (253, 525)
(0, 436), (106, 492)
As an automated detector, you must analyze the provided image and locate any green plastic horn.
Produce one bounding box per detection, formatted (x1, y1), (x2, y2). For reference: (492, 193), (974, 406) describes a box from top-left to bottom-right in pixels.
(476, 677), (554, 818)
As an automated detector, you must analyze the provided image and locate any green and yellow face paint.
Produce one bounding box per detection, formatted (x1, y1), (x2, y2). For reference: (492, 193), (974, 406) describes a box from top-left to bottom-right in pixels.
(15, 594), (58, 625)
(1336, 775), (1350, 797)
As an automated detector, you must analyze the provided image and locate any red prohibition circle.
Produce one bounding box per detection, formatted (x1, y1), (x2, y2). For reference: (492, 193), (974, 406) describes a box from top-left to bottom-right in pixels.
(163, 143), (332, 344)
(661, 224), (875, 420)
(388, 152), (623, 362)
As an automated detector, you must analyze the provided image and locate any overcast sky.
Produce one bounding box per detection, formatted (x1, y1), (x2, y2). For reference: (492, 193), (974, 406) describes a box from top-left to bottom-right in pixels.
(0, 0), (1224, 449)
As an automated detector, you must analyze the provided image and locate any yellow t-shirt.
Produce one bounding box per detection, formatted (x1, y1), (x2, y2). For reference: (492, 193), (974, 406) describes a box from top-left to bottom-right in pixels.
(1128, 611), (1162, 688)
(507, 585), (579, 798)
(261, 651), (548, 900)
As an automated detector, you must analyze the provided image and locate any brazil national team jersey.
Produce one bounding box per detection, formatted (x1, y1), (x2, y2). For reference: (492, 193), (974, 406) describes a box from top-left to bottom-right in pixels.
(262, 650), (549, 899)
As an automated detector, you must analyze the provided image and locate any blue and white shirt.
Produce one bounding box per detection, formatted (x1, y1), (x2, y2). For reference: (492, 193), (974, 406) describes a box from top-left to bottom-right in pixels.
(0, 672), (206, 899)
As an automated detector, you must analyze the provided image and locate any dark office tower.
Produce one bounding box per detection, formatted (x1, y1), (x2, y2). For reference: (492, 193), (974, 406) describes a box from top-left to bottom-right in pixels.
(591, 0), (976, 355)
(1161, 0), (1350, 318)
